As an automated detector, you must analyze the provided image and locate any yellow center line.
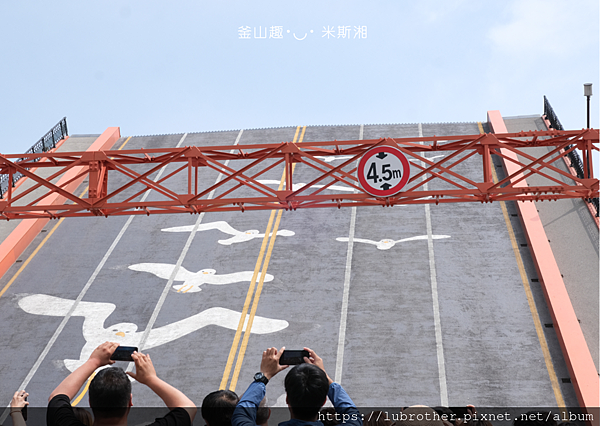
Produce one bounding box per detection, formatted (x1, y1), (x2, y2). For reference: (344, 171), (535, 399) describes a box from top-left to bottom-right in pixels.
(0, 137), (131, 300)
(117, 136), (132, 151)
(220, 126), (305, 391)
(0, 217), (66, 299)
(219, 126), (301, 390)
(0, 190), (86, 300)
(478, 122), (565, 408)
(219, 208), (277, 390)
(72, 371), (96, 406)
(229, 207), (287, 390)
(229, 126), (306, 390)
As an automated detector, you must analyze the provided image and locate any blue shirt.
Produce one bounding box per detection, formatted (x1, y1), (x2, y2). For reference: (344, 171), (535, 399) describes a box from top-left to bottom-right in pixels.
(232, 381), (361, 426)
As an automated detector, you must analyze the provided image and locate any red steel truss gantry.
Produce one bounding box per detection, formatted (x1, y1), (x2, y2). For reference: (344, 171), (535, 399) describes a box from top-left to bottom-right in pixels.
(0, 129), (597, 220)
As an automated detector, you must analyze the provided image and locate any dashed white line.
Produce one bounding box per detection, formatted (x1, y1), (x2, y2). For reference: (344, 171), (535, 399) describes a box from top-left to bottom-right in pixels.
(419, 122), (448, 405)
(334, 124), (362, 384)
(135, 129), (244, 355)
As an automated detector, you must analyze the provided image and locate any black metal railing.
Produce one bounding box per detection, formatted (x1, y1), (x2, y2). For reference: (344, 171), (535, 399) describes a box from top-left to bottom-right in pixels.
(544, 96), (598, 216)
(0, 117), (68, 199)
(543, 95), (564, 131)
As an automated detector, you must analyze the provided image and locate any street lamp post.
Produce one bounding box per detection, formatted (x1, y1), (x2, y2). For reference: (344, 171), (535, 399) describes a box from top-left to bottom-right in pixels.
(583, 83), (593, 179)
(584, 83), (592, 129)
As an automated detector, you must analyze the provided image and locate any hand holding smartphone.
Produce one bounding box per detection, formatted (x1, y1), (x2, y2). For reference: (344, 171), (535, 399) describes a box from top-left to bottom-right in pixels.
(279, 350), (309, 365)
(110, 346), (138, 362)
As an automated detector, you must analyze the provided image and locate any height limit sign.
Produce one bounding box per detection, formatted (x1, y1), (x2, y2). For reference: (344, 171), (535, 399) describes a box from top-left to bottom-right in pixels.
(357, 145), (410, 197)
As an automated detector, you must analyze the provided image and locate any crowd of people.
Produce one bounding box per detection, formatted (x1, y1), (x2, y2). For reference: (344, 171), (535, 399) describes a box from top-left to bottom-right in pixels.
(5, 343), (582, 426)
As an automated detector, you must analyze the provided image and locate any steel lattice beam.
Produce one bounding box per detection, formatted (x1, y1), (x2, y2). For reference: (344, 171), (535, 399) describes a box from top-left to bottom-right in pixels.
(0, 129), (597, 220)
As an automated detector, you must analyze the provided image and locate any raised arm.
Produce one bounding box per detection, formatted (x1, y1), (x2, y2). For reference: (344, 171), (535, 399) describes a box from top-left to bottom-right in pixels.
(127, 351), (197, 422)
(233, 347), (288, 426)
(303, 347), (333, 385)
(49, 341), (118, 401)
(304, 347), (360, 426)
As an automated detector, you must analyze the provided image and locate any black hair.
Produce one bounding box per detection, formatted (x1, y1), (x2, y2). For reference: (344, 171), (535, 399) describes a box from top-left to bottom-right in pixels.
(202, 390), (239, 426)
(88, 367), (131, 419)
(72, 407), (93, 426)
(284, 363), (329, 420)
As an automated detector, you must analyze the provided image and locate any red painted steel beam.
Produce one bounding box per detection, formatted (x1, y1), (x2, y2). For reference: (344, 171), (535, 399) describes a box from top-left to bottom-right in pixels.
(0, 127), (120, 279)
(0, 129), (597, 220)
(489, 111), (599, 422)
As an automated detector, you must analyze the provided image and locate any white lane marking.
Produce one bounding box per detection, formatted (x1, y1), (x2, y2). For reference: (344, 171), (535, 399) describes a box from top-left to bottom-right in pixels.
(133, 129), (245, 362)
(314, 155), (354, 163)
(18, 294), (287, 372)
(335, 234), (451, 250)
(257, 179), (355, 192)
(162, 221), (294, 245)
(334, 124), (363, 384)
(419, 123), (448, 405)
(0, 133), (190, 422)
(128, 263), (274, 293)
(259, 180), (432, 203)
(409, 154), (446, 163)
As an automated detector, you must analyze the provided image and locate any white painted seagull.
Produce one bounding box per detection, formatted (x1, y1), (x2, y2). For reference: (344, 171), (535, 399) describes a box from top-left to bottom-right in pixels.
(257, 180), (355, 192)
(336, 234), (451, 250)
(128, 263), (273, 293)
(162, 221), (294, 245)
(314, 155), (354, 163)
(18, 294), (288, 372)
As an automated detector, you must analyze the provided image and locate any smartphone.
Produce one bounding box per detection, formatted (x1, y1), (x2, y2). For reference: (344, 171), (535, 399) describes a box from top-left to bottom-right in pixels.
(110, 346), (138, 361)
(22, 396), (27, 421)
(279, 350), (309, 365)
(449, 407), (471, 420)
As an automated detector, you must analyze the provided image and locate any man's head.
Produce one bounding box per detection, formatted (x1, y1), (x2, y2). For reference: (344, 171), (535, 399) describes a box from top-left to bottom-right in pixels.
(284, 363), (329, 421)
(396, 406), (443, 426)
(201, 390), (239, 426)
(88, 367), (132, 420)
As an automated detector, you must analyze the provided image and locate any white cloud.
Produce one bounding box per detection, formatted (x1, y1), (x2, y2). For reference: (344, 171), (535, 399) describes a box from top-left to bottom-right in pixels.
(488, 0), (597, 56)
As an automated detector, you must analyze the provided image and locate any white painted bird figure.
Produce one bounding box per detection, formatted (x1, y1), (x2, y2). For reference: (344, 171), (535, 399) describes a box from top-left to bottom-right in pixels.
(314, 155), (354, 163)
(18, 294), (288, 372)
(257, 180), (355, 192)
(162, 221), (294, 245)
(336, 234), (451, 250)
(128, 263), (273, 293)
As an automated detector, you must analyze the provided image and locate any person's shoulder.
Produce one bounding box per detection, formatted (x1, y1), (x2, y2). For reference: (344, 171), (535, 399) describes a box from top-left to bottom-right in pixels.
(47, 395), (85, 426)
(147, 407), (191, 426)
(48, 394), (72, 408)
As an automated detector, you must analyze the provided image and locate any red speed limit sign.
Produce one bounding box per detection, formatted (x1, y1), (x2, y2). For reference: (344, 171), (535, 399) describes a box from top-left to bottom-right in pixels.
(357, 145), (410, 196)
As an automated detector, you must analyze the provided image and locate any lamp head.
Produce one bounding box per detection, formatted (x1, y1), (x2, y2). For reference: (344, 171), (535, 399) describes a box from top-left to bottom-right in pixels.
(584, 83), (592, 97)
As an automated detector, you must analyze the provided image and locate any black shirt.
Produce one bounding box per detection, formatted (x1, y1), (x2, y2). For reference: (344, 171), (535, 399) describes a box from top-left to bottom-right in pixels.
(47, 394), (191, 426)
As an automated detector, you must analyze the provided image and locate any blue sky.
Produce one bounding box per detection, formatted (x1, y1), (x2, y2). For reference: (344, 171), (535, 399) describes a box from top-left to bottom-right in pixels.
(1, 0), (598, 170)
